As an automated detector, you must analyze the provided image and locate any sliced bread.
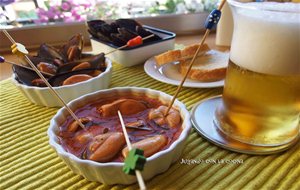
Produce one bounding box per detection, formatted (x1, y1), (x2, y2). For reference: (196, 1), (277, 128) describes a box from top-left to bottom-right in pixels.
(179, 50), (229, 82)
(154, 44), (210, 66)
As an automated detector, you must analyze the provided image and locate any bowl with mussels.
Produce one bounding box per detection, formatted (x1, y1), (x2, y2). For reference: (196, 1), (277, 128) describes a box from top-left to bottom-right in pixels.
(12, 34), (112, 107)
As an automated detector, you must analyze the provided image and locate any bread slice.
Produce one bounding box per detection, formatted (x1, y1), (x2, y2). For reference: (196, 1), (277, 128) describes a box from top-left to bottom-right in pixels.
(181, 44), (210, 59)
(179, 50), (229, 82)
(154, 50), (181, 66)
(154, 43), (210, 66)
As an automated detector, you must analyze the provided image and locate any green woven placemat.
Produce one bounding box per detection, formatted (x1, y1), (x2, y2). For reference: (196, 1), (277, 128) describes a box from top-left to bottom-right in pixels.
(0, 62), (299, 190)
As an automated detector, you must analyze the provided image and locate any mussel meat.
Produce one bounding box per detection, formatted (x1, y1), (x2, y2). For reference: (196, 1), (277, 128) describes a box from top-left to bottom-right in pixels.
(60, 34), (84, 62)
(56, 53), (106, 74)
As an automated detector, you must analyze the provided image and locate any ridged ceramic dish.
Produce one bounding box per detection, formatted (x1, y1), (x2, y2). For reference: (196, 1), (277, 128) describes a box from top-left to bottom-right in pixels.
(11, 58), (112, 107)
(48, 87), (191, 185)
(91, 26), (176, 67)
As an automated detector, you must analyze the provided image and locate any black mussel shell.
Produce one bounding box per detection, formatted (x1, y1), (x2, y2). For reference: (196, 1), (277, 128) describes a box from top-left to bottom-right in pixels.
(48, 69), (98, 87)
(101, 23), (117, 39)
(95, 31), (112, 43)
(56, 53), (106, 74)
(27, 55), (54, 66)
(88, 19), (163, 47)
(81, 52), (94, 59)
(87, 20), (112, 43)
(87, 20), (106, 35)
(115, 19), (142, 32)
(110, 22), (119, 33)
(12, 65), (50, 86)
(118, 27), (138, 41)
(37, 44), (64, 61)
(110, 33), (127, 46)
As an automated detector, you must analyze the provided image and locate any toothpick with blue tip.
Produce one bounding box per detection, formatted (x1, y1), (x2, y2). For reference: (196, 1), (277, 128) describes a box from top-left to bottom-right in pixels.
(165, 0), (227, 116)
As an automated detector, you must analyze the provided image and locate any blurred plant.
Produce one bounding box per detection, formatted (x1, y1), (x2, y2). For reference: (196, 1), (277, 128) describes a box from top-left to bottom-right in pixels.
(35, 0), (95, 24)
(143, 0), (216, 16)
(31, 0), (218, 25)
(92, 1), (118, 20)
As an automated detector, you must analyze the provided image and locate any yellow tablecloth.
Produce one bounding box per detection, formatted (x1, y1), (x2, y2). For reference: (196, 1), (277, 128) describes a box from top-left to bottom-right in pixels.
(0, 62), (299, 190)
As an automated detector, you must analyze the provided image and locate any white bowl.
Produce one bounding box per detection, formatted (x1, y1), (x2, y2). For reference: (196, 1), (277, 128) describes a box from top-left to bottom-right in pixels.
(48, 87), (191, 185)
(12, 58), (112, 107)
(91, 26), (176, 67)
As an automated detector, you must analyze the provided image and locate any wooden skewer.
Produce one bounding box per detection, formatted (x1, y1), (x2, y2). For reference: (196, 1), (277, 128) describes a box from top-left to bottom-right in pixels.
(3, 60), (54, 77)
(2, 29), (86, 130)
(105, 34), (155, 55)
(164, 0), (227, 116)
(118, 111), (147, 190)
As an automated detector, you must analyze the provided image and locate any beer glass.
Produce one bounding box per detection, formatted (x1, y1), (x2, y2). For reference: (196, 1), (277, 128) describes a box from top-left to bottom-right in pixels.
(215, 0), (300, 147)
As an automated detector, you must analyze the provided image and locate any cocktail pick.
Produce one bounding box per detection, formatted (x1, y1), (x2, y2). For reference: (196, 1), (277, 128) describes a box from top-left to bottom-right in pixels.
(105, 34), (155, 55)
(0, 56), (54, 77)
(118, 110), (147, 190)
(164, 0), (227, 116)
(2, 29), (86, 130)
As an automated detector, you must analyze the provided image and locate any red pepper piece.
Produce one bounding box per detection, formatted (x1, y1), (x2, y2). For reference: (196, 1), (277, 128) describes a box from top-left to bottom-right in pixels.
(127, 36), (143, 47)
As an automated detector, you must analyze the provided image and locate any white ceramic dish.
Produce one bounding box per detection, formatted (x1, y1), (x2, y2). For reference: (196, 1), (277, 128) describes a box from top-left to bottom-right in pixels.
(91, 26), (176, 67)
(11, 58), (112, 107)
(144, 57), (225, 88)
(48, 87), (191, 185)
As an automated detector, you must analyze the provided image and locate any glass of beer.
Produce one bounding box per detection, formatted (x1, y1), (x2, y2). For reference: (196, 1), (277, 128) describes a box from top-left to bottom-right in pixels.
(215, 0), (300, 147)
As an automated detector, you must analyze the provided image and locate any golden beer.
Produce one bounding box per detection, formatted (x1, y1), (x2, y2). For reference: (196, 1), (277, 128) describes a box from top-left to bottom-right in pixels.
(216, 1), (300, 146)
(217, 60), (300, 145)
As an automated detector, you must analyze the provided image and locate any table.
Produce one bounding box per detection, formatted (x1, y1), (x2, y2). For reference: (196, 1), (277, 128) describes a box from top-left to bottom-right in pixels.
(0, 34), (299, 190)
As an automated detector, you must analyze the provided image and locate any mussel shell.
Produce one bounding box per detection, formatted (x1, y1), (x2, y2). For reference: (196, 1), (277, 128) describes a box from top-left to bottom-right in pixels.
(12, 65), (50, 86)
(87, 20), (107, 35)
(115, 19), (142, 32)
(60, 34), (84, 61)
(110, 33), (127, 46)
(88, 19), (162, 47)
(48, 69), (99, 87)
(95, 31), (112, 43)
(27, 55), (54, 66)
(37, 44), (64, 61)
(117, 27), (138, 41)
(87, 20), (112, 43)
(101, 23), (117, 38)
(56, 53), (106, 74)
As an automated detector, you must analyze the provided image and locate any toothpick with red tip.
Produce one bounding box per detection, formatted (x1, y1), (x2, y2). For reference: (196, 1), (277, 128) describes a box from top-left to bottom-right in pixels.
(105, 34), (155, 55)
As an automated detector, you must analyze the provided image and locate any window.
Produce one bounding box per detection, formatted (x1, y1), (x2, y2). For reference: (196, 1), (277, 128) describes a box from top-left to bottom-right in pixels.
(0, 0), (217, 51)
(1, 0), (217, 26)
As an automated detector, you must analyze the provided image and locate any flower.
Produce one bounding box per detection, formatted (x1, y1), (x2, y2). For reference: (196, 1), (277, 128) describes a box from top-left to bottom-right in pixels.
(61, 2), (71, 11)
(35, 0), (94, 24)
(0, 0), (15, 6)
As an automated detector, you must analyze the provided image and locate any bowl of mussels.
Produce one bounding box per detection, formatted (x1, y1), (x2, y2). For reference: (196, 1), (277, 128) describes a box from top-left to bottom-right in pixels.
(88, 19), (176, 67)
(12, 34), (112, 107)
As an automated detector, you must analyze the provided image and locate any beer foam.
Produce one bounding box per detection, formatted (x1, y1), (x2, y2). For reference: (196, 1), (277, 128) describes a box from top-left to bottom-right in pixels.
(230, 2), (300, 75)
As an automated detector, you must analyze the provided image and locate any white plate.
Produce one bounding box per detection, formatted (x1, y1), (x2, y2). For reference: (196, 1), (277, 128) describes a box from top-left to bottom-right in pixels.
(144, 57), (224, 88)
